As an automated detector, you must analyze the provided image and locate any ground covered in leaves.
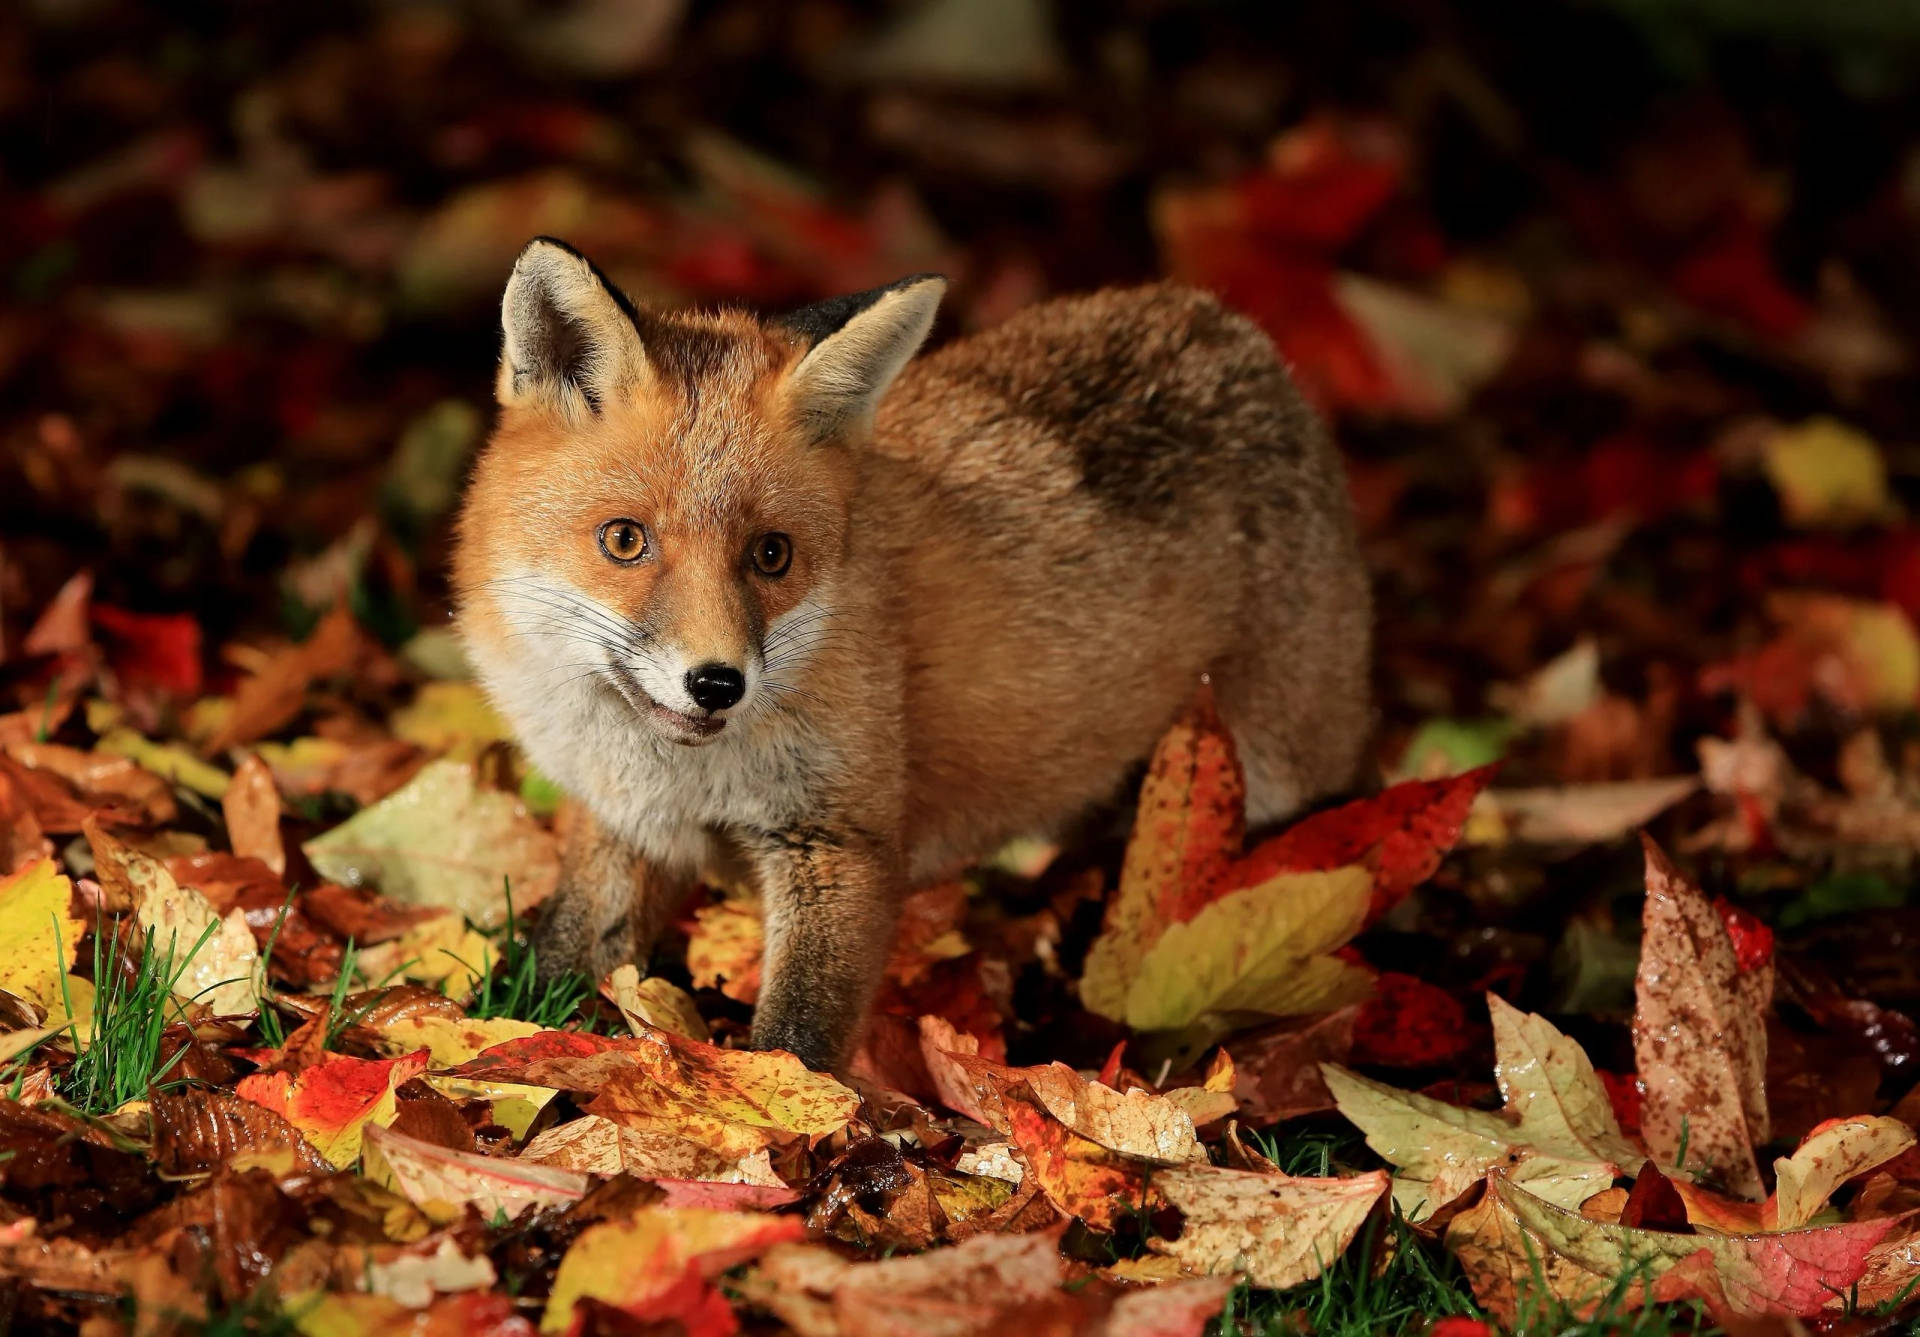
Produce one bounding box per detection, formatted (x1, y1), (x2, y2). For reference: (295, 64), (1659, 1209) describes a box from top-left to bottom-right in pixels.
(9, 3), (1920, 1335)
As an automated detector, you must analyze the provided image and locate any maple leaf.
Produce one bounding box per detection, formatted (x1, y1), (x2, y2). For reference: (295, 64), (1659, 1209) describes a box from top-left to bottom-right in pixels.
(1149, 1162), (1388, 1289)
(235, 1048), (429, 1166)
(1634, 836), (1769, 1198)
(363, 1123), (586, 1223)
(1324, 994), (1642, 1220)
(542, 1206), (803, 1334)
(303, 758), (558, 928)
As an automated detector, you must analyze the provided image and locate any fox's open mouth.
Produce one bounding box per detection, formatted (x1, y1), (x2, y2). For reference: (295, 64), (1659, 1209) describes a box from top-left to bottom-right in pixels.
(609, 669), (727, 742)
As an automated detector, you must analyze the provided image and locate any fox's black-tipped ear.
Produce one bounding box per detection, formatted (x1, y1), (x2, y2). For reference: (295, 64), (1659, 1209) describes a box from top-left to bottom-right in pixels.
(498, 238), (649, 416)
(778, 274), (945, 440)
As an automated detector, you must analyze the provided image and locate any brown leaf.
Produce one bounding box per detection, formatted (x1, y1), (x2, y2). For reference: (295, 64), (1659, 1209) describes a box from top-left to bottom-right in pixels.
(221, 753), (285, 875)
(1635, 836), (1769, 1198)
(1227, 1008), (1357, 1123)
(150, 1086), (331, 1176)
(206, 603), (366, 751)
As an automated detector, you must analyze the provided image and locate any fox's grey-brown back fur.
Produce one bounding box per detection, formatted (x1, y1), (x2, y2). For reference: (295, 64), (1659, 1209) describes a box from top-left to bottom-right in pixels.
(455, 243), (1372, 1071)
(864, 283), (1372, 876)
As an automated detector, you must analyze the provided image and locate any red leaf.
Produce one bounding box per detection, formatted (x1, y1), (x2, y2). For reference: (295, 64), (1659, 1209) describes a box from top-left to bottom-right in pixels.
(1232, 765), (1497, 917)
(1598, 1070), (1644, 1137)
(1620, 1161), (1691, 1231)
(91, 604), (203, 697)
(1352, 973), (1474, 1068)
(1713, 898), (1774, 974)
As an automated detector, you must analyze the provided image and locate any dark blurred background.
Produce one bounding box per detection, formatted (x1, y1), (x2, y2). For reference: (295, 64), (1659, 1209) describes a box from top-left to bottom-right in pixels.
(5, 0), (1920, 737)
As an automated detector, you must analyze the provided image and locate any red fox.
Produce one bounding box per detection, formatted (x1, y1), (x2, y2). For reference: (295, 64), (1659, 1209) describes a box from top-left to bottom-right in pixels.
(452, 237), (1373, 1070)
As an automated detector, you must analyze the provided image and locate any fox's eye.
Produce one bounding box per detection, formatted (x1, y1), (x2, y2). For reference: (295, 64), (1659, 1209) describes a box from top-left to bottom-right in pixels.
(752, 532), (793, 577)
(598, 518), (649, 564)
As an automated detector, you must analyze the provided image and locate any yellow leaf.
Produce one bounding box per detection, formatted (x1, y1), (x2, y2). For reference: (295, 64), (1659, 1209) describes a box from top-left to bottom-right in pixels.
(1771, 1115), (1915, 1231)
(1121, 867), (1373, 1031)
(95, 727), (230, 798)
(542, 1207), (804, 1333)
(0, 859), (82, 1016)
(389, 682), (510, 759)
(605, 963), (709, 1041)
(685, 899), (763, 1003)
(1763, 416), (1895, 529)
(371, 1013), (554, 1138)
(131, 859), (263, 1017)
(356, 912), (496, 1005)
(302, 759), (558, 927)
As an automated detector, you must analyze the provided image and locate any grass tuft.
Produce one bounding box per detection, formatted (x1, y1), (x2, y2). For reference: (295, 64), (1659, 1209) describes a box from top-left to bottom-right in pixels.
(467, 881), (595, 1029)
(57, 917), (218, 1115)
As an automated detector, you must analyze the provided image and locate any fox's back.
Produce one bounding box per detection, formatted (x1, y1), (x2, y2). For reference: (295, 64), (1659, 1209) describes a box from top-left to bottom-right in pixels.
(859, 284), (1370, 873)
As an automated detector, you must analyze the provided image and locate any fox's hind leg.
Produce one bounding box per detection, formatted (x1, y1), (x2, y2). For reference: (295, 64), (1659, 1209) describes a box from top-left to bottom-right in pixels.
(1211, 569), (1375, 830)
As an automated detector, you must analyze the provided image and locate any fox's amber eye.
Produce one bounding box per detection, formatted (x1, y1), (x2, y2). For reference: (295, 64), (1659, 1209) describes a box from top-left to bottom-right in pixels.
(752, 532), (793, 577)
(597, 518), (649, 564)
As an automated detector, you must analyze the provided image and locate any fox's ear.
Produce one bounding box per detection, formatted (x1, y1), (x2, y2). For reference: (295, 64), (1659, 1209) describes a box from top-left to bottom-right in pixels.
(778, 274), (945, 440)
(497, 237), (649, 416)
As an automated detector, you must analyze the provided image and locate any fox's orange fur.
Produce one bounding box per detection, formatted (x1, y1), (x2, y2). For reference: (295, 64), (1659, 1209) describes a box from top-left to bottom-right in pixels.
(453, 237), (1373, 1069)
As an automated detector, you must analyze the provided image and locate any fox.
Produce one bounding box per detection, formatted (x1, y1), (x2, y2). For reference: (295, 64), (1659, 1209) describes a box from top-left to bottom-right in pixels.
(451, 236), (1373, 1072)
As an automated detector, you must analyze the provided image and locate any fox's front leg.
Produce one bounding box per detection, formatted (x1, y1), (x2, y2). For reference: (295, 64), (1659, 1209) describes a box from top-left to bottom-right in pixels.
(532, 801), (689, 984)
(747, 826), (901, 1071)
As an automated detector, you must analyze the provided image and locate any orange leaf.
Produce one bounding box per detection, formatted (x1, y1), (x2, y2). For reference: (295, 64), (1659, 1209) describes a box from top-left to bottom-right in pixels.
(235, 1048), (428, 1166)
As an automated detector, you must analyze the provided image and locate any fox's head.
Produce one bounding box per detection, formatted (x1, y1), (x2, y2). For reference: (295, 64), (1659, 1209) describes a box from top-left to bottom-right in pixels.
(453, 237), (944, 749)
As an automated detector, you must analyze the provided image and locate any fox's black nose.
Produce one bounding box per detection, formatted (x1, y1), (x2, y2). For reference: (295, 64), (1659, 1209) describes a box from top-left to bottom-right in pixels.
(685, 663), (746, 712)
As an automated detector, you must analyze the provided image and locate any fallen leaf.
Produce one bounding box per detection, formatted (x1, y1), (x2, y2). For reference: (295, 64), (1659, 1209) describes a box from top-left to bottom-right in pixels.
(149, 1086), (331, 1175)
(95, 727), (231, 798)
(236, 1048), (429, 1167)
(1149, 1161), (1389, 1288)
(1497, 1172), (1893, 1318)
(518, 1112), (787, 1186)
(1763, 416), (1894, 529)
(304, 759), (558, 927)
(1228, 1008), (1356, 1122)
(388, 682), (510, 759)
(1769, 1115), (1914, 1230)
(369, 1013), (556, 1138)
(605, 962), (709, 1041)
(0, 859), (83, 1016)
(1120, 866), (1374, 1030)
(1324, 994), (1640, 1220)
(222, 754), (285, 875)
(685, 898), (765, 1003)
(1479, 777), (1699, 845)
(356, 911), (498, 1004)
(206, 603), (365, 752)
(125, 843), (264, 1017)
(1635, 837), (1770, 1198)
(1002, 1084), (1154, 1231)
(542, 1206), (804, 1333)
(363, 1123), (586, 1222)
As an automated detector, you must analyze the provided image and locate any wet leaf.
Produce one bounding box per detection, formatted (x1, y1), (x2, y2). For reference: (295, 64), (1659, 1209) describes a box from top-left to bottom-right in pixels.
(542, 1206), (804, 1333)
(0, 858), (82, 1016)
(1634, 837), (1769, 1198)
(235, 1048), (429, 1166)
(1149, 1162), (1388, 1288)
(363, 1123), (586, 1222)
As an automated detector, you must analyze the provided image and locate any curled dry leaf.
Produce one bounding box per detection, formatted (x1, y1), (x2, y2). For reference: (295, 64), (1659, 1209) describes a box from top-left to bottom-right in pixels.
(363, 1123), (586, 1223)
(303, 759), (558, 928)
(221, 753), (285, 875)
(1634, 836), (1770, 1198)
(1769, 1115), (1915, 1231)
(605, 962), (709, 1041)
(1149, 1162), (1389, 1289)
(150, 1086), (331, 1175)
